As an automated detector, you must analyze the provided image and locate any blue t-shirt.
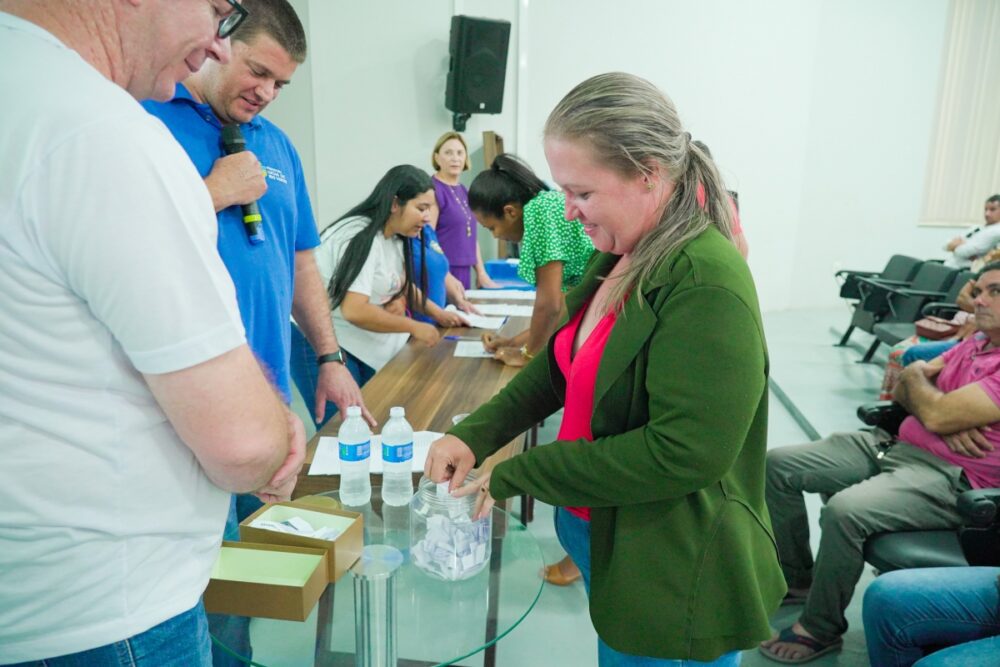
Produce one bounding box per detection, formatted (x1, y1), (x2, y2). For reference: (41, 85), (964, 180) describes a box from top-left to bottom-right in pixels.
(142, 84), (319, 402)
(410, 226), (449, 323)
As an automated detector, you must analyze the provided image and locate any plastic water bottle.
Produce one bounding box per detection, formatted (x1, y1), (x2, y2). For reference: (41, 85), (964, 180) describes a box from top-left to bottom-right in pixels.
(381, 406), (414, 506)
(338, 406), (372, 506)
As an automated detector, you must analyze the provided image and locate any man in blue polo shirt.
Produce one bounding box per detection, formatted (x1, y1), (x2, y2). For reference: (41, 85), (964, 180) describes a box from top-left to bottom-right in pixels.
(143, 1), (370, 663)
(144, 0), (369, 428)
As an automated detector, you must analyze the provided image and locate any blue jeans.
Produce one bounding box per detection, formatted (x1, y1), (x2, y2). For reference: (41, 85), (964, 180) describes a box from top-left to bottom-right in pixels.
(863, 567), (1000, 666)
(6, 602), (210, 666)
(553, 508), (742, 667)
(901, 340), (958, 366)
(289, 324), (374, 429)
(205, 498), (253, 667)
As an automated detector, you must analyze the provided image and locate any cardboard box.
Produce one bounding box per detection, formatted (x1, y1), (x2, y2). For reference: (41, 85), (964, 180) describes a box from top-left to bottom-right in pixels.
(204, 541), (328, 621)
(239, 499), (364, 583)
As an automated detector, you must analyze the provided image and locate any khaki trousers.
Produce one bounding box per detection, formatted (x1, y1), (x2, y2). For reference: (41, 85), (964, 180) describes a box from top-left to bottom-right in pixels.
(765, 431), (970, 643)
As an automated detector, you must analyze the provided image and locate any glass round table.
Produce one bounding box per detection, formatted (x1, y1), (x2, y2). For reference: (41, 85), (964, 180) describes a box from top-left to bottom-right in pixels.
(213, 488), (545, 666)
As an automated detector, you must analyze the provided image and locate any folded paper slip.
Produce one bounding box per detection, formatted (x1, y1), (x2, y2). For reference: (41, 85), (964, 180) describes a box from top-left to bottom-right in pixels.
(240, 500), (364, 583)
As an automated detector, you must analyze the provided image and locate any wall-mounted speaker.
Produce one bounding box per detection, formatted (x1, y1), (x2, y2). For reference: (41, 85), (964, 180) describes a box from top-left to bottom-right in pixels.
(445, 15), (511, 129)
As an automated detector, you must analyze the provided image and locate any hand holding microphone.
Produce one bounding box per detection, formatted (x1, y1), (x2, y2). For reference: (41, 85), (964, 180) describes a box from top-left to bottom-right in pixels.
(217, 124), (266, 245)
(205, 152), (266, 210)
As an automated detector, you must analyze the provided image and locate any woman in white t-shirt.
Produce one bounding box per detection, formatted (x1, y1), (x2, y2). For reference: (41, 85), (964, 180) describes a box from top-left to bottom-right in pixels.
(290, 165), (465, 420)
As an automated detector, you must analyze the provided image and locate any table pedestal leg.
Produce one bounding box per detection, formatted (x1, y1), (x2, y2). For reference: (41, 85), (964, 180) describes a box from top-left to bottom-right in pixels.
(352, 544), (404, 667)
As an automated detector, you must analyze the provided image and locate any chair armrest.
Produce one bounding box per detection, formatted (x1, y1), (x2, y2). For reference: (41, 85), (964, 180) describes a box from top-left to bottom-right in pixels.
(958, 488), (1000, 527)
(856, 401), (909, 436)
(921, 301), (961, 318)
(895, 288), (948, 299)
(856, 277), (909, 289)
(836, 269), (878, 279)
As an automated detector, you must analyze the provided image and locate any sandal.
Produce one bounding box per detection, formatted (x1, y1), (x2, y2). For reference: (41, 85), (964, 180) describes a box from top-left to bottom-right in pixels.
(759, 627), (843, 664)
(541, 561), (581, 586)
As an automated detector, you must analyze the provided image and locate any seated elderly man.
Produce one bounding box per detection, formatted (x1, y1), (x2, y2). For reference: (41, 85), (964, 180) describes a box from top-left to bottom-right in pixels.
(759, 261), (1000, 664)
(944, 194), (1000, 268)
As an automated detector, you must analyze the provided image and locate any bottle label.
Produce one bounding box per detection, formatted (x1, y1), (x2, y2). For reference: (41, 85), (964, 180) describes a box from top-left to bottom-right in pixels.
(383, 442), (413, 463)
(339, 439), (371, 462)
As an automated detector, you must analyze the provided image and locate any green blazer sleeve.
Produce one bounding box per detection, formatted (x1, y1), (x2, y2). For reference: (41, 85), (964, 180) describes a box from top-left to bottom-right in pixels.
(447, 339), (564, 466)
(447, 250), (611, 463)
(489, 276), (767, 506)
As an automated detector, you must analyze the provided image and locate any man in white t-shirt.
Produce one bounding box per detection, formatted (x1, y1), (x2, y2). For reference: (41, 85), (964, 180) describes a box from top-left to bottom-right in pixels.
(0, 1), (305, 664)
(944, 194), (1000, 268)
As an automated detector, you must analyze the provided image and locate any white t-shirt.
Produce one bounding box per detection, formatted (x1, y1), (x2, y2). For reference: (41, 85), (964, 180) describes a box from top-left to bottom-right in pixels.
(946, 223), (1000, 268)
(0, 14), (246, 662)
(316, 216), (410, 370)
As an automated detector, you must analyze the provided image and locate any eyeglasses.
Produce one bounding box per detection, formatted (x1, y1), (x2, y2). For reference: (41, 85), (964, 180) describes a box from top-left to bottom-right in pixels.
(217, 0), (248, 39)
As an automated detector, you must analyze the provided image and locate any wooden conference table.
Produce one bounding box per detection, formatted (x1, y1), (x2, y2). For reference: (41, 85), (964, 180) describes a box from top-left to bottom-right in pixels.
(294, 309), (533, 501)
(248, 296), (539, 666)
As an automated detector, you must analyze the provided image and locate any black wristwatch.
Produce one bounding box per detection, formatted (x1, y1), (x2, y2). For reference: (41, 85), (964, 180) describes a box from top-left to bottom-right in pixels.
(316, 349), (346, 366)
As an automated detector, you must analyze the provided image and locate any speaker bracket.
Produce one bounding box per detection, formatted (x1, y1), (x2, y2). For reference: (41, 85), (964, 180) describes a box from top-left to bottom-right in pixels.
(452, 112), (471, 132)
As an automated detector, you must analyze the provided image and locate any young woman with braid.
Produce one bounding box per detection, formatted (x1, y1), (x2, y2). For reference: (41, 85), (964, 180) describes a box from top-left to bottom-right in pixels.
(469, 153), (595, 586)
(468, 153), (595, 369)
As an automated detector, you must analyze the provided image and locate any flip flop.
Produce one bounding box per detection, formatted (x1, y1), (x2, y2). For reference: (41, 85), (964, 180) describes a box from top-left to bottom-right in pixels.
(541, 562), (582, 586)
(758, 627), (843, 664)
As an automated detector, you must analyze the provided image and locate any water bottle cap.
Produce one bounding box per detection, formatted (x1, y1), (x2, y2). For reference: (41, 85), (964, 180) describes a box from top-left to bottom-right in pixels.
(389, 406), (405, 418)
(346, 406), (361, 417)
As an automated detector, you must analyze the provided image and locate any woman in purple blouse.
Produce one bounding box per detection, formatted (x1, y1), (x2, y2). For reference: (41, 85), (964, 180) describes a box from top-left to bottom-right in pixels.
(430, 131), (498, 289)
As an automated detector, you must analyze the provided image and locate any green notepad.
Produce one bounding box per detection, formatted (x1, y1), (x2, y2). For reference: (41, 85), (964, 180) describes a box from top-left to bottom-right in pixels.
(212, 547), (324, 587)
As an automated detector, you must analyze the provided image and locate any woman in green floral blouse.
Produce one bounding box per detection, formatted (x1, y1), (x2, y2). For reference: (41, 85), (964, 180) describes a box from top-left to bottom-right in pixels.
(468, 153), (594, 368)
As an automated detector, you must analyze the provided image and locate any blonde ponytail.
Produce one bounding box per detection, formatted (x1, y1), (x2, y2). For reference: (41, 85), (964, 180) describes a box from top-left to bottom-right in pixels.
(545, 73), (735, 309)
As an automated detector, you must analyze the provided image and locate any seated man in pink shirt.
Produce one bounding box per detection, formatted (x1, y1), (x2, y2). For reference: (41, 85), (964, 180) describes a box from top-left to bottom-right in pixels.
(759, 261), (1000, 664)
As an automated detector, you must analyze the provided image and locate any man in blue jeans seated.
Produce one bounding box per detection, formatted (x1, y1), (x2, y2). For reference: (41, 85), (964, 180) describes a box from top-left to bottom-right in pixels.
(761, 262), (1000, 664)
(863, 566), (1000, 666)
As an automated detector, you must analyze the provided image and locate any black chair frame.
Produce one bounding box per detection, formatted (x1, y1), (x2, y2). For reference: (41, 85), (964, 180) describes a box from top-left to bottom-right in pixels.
(855, 401), (1000, 572)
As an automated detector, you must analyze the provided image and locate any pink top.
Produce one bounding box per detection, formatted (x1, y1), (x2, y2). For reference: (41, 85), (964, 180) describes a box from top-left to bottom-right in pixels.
(554, 300), (619, 521)
(899, 333), (1000, 489)
(696, 182), (743, 235)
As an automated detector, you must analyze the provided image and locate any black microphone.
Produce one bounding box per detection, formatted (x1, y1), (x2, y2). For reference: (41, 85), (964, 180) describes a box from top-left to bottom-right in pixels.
(221, 124), (265, 245)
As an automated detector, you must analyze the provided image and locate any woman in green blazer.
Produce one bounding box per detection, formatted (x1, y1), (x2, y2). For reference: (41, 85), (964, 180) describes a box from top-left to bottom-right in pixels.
(426, 72), (785, 665)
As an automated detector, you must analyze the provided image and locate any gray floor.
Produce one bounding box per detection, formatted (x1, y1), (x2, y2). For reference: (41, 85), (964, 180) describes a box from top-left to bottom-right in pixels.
(270, 306), (889, 666)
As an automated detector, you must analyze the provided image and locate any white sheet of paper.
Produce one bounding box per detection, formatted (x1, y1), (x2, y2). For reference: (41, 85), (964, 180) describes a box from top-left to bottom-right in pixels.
(453, 341), (494, 358)
(465, 289), (536, 301)
(309, 431), (444, 476)
(444, 305), (506, 330)
(474, 303), (534, 317)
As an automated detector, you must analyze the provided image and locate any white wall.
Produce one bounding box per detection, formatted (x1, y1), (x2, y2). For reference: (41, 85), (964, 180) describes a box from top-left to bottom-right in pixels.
(268, 0), (954, 311)
(260, 0), (317, 213)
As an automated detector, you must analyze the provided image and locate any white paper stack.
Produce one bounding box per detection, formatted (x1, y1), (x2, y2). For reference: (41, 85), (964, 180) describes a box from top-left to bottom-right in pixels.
(465, 289), (536, 301)
(444, 305), (506, 330)
(453, 341), (493, 358)
(474, 303), (534, 317)
(309, 431), (443, 476)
